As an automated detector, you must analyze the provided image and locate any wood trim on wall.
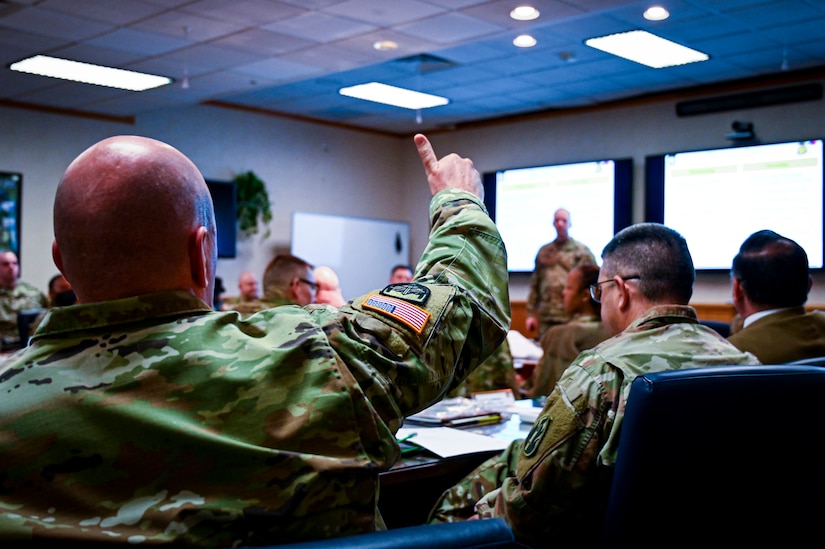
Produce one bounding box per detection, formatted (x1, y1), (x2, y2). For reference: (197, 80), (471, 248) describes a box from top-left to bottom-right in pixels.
(510, 300), (823, 338)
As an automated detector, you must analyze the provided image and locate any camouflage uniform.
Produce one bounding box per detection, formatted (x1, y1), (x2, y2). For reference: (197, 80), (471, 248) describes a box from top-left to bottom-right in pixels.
(526, 238), (596, 336)
(526, 313), (611, 398)
(220, 296), (270, 317)
(0, 189), (510, 547)
(429, 305), (760, 546)
(0, 281), (48, 345)
(448, 339), (520, 398)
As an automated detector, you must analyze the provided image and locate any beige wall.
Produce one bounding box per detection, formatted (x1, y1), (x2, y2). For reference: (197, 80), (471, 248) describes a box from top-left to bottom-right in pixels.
(0, 105), (407, 297)
(2, 74), (824, 307)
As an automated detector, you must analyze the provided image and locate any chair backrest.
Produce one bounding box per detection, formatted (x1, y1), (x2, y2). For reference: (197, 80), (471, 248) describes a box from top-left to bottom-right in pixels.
(603, 364), (825, 548)
(697, 318), (731, 337)
(789, 355), (825, 366)
(17, 308), (46, 347)
(248, 518), (526, 549)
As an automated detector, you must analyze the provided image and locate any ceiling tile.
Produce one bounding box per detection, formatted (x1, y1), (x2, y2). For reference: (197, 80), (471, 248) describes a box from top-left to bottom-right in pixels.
(232, 57), (325, 82)
(0, 0), (822, 135)
(132, 9), (245, 41)
(323, 0), (445, 26)
(181, 0), (307, 26)
(0, 6), (112, 40)
(263, 11), (376, 42)
(210, 29), (317, 56)
(397, 13), (503, 44)
(39, 0), (163, 25)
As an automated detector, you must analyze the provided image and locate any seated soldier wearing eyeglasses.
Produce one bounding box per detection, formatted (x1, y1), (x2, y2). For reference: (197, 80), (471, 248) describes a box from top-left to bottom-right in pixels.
(428, 222), (760, 547)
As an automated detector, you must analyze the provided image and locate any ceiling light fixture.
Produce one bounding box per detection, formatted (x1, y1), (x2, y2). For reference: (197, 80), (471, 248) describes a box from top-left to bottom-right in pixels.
(339, 82), (449, 110)
(10, 54), (171, 91)
(585, 30), (709, 68)
(513, 34), (537, 48)
(510, 6), (540, 21)
(643, 6), (670, 21)
(373, 40), (398, 51)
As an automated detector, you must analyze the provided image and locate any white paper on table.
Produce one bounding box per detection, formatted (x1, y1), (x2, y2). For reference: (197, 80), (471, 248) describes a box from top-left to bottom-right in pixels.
(507, 330), (542, 360)
(396, 426), (510, 458)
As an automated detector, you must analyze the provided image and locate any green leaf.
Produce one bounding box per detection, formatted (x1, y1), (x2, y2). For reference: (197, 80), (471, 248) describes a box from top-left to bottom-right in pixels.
(233, 170), (272, 239)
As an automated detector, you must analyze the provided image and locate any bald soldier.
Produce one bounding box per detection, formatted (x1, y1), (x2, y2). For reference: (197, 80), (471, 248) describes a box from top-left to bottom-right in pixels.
(0, 134), (510, 547)
(221, 270), (265, 315)
(314, 265), (346, 307)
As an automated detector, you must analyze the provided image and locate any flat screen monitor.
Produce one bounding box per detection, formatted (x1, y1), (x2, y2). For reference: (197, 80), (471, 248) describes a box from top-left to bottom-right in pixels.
(0, 171), (21, 262)
(645, 139), (824, 271)
(206, 179), (237, 259)
(483, 158), (633, 272)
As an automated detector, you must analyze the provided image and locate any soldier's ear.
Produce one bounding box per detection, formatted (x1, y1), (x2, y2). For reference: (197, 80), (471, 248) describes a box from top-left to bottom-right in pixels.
(616, 276), (632, 311)
(52, 241), (64, 274)
(731, 277), (745, 303)
(189, 226), (211, 291)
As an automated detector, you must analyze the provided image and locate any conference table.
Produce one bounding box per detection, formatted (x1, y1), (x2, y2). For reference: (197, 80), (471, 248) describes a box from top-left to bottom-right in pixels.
(378, 399), (541, 529)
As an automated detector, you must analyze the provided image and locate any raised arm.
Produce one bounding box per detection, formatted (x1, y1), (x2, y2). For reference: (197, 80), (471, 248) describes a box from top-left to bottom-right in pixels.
(317, 134), (510, 430)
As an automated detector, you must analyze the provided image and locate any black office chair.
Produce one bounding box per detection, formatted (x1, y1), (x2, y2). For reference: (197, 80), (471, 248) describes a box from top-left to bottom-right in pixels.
(246, 519), (527, 549)
(697, 318), (731, 337)
(17, 308), (46, 347)
(603, 364), (825, 548)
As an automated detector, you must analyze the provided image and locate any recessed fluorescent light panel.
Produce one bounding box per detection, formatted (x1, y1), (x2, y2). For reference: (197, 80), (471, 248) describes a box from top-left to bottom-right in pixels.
(585, 30), (709, 68)
(10, 55), (171, 91)
(339, 82), (449, 110)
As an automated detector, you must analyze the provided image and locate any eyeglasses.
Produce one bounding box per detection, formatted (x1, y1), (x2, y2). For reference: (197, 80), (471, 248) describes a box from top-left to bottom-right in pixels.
(297, 278), (318, 291)
(589, 275), (640, 303)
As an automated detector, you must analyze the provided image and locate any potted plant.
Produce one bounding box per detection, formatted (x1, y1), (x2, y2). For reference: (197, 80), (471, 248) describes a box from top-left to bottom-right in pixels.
(234, 170), (272, 239)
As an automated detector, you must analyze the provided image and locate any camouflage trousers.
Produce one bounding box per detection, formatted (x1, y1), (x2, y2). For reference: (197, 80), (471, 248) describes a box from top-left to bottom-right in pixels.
(427, 439), (523, 522)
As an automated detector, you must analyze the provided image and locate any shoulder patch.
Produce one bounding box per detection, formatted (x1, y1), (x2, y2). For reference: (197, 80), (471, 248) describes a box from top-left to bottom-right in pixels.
(523, 414), (551, 458)
(380, 283), (431, 305)
(517, 392), (583, 479)
(362, 293), (431, 334)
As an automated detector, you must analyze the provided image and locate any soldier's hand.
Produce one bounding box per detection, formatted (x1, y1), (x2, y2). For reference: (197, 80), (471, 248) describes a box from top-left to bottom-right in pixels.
(415, 133), (483, 199)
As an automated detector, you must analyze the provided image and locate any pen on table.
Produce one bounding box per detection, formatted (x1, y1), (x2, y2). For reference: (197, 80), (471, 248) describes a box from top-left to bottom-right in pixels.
(457, 415), (501, 427)
(397, 432), (417, 443)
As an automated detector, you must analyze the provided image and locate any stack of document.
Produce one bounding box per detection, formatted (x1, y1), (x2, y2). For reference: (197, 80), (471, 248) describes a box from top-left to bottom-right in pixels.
(405, 397), (503, 427)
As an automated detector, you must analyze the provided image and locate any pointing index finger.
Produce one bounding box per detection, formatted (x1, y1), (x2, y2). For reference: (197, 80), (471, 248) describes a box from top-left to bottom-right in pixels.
(415, 133), (438, 174)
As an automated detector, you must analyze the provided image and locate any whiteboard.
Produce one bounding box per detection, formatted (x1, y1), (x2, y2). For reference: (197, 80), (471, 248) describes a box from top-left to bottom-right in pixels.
(291, 212), (410, 300)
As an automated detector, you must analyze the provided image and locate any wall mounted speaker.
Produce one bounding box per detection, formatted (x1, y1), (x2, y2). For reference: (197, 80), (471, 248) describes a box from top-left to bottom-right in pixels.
(676, 83), (822, 117)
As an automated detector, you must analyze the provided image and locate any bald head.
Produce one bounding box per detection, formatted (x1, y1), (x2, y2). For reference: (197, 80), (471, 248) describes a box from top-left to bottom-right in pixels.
(313, 265), (345, 307)
(53, 135), (216, 305)
(314, 266), (340, 290)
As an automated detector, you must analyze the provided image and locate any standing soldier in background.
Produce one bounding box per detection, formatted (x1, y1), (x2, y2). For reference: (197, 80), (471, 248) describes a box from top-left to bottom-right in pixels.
(525, 208), (596, 338)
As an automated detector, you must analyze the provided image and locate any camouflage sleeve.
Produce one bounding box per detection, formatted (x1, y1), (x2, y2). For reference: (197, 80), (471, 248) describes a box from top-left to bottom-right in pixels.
(316, 189), (511, 432)
(428, 439), (524, 523)
(482, 355), (611, 545)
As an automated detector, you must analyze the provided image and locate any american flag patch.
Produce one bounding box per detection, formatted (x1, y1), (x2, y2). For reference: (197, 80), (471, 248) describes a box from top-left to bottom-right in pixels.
(362, 293), (431, 334)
